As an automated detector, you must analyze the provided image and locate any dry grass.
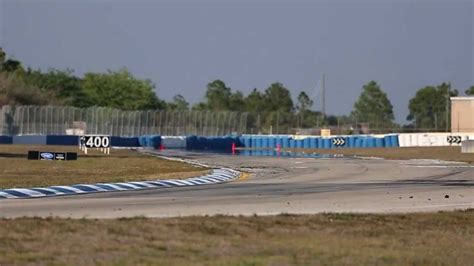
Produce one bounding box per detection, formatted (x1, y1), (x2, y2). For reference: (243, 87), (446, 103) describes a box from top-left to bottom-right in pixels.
(0, 145), (207, 189)
(0, 210), (473, 265)
(289, 146), (474, 164)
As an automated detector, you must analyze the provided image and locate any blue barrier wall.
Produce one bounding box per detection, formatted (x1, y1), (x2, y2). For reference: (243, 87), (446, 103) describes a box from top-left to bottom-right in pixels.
(13, 135), (47, 145)
(0, 134), (401, 151)
(111, 136), (140, 147)
(0, 136), (13, 144)
(376, 137), (384, 147)
(269, 137), (276, 148)
(186, 136), (239, 151)
(46, 135), (79, 146)
(310, 138), (317, 149)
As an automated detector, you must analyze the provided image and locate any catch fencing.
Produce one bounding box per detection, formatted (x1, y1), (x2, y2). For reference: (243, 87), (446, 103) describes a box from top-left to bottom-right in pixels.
(0, 105), (461, 137)
(0, 105), (248, 136)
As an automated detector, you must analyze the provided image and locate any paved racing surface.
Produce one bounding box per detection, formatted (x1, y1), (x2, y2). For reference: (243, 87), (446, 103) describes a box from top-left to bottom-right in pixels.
(1, 150), (473, 218)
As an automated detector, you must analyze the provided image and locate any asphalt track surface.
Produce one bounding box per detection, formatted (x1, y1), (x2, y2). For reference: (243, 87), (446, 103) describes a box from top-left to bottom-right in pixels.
(1, 150), (473, 218)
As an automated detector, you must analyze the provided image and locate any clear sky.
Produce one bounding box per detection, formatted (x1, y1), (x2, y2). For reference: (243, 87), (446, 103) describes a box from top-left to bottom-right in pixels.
(0, 0), (472, 122)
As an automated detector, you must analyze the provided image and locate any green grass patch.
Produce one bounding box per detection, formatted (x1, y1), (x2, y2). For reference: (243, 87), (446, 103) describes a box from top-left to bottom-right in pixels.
(0, 145), (208, 189)
(1, 210), (473, 265)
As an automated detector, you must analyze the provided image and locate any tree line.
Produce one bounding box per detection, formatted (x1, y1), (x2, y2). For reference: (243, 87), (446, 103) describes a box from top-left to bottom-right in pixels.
(1, 47), (473, 132)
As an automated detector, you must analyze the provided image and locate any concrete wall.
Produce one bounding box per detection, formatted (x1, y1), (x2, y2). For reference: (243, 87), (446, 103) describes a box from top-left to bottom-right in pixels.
(451, 97), (474, 133)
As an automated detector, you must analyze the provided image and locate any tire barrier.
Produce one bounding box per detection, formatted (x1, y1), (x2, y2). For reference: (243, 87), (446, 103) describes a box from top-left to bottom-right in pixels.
(237, 135), (401, 149)
(0, 168), (240, 199)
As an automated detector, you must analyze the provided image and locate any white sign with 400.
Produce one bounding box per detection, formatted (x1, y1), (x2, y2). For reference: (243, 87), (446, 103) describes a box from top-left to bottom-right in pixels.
(80, 135), (111, 155)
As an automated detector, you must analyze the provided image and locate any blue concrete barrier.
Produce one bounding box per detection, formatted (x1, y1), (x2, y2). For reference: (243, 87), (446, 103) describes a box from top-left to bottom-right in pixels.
(356, 137), (362, 147)
(243, 137), (251, 148)
(310, 138), (317, 149)
(303, 138), (310, 149)
(375, 137), (384, 148)
(322, 138), (330, 149)
(111, 136), (140, 147)
(138, 136), (148, 147)
(269, 137), (276, 148)
(147, 135), (162, 149)
(317, 138), (323, 149)
(1, 133), (403, 151)
(276, 137), (283, 148)
(390, 135), (399, 147)
(251, 137), (257, 148)
(13, 135), (47, 145)
(0, 136), (13, 144)
(256, 137), (263, 148)
(262, 137), (269, 148)
(282, 137), (290, 148)
(289, 139), (296, 148)
(367, 137), (375, 148)
(296, 139), (303, 149)
(46, 135), (79, 146)
(383, 135), (392, 147)
(348, 136), (356, 148)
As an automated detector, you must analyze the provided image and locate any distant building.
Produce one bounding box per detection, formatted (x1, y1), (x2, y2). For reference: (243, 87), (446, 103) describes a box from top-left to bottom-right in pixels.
(451, 97), (474, 133)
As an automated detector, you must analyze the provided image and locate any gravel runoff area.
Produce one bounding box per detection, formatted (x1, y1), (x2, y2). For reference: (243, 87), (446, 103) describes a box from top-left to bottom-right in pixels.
(0, 145), (208, 189)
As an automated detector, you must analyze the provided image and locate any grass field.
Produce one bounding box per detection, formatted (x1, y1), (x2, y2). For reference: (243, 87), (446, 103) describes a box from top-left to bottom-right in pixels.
(0, 145), (208, 189)
(290, 146), (474, 164)
(0, 210), (473, 265)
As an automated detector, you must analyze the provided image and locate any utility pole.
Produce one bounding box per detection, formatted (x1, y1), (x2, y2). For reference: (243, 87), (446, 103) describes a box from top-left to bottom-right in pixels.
(445, 82), (451, 132)
(321, 73), (326, 119)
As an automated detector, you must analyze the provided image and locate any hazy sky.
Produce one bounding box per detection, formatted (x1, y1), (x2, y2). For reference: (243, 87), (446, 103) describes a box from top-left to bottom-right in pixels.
(1, 0), (472, 122)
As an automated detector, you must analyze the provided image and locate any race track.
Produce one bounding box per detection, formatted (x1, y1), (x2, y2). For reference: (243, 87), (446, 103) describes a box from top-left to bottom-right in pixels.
(1, 151), (473, 218)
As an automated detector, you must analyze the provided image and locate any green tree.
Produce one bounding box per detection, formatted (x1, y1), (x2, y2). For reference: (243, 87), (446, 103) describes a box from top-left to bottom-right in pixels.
(465, 86), (474, 95)
(191, 102), (207, 111)
(260, 82), (294, 132)
(82, 68), (164, 110)
(0, 48), (24, 75)
(24, 68), (85, 106)
(296, 91), (313, 113)
(263, 82), (294, 112)
(229, 91), (245, 112)
(0, 73), (59, 106)
(352, 81), (394, 129)
(167, 94), (189, 110)
(0, 47), (5, 68)
(296, 91), (314, 128)
(244, 88), (264, 113)
(407, 83), (458, 130)
(204, 80), (232, 111)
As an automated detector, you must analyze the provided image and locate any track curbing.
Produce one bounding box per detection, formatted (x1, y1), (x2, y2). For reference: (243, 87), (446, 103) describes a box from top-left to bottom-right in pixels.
(0, 168), (240, 199)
